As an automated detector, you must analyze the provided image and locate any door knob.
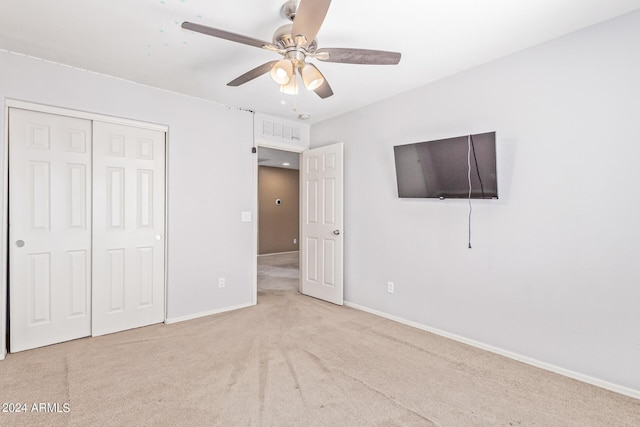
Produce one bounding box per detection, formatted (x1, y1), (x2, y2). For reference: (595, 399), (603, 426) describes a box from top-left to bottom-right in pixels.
(155, 234), (162, 240)
(333, 230), (341, 235)
(15, 240), (25, 248)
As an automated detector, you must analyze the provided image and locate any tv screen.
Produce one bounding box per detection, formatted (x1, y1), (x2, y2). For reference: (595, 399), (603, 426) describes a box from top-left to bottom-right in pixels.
(394, 132), (498, 199)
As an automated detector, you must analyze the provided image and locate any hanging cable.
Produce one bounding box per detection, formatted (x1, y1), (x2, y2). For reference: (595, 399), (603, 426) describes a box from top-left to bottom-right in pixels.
(469, 134), (485, 199)
(467, 135), (473, 249)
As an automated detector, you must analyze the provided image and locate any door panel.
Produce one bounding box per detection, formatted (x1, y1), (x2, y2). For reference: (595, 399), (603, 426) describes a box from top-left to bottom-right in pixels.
(68, 249), (89, 317)
(92, 122), (165, 337)
(300, 143), (344, 305)
(9, 109), (92, 352)
(9, 109), (166, 350)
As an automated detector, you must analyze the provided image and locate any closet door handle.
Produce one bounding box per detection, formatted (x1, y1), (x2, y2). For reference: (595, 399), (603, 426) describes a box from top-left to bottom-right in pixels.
(15, 240), (25, 248)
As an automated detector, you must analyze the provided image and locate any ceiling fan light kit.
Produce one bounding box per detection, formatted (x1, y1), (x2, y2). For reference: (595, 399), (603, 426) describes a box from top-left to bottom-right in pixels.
(182, 0), (401, 99)
(300, 63), (324, 91)
(280, 74), (299, 95)
(271, 59), (293, 85)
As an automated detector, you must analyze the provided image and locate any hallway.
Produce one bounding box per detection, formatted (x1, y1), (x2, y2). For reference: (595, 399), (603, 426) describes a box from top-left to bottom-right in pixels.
(257, 252), (299, 292)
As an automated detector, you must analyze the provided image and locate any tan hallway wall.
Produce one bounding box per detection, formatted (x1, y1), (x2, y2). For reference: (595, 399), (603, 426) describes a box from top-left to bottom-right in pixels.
(258, 166), (299, 254)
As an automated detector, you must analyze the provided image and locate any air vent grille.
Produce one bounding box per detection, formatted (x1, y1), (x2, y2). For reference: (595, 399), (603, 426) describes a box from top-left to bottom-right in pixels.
(262, 120), (300, 141)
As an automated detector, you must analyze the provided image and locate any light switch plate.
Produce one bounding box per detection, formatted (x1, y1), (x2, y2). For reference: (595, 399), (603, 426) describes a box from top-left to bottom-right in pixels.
(241, 211), (252, 222)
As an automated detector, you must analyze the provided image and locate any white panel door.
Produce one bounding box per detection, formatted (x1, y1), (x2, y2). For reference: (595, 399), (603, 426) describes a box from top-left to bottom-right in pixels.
(9, 109), (92, 352)
(92, 122), (165, 336)
(300, 143), (344, 305)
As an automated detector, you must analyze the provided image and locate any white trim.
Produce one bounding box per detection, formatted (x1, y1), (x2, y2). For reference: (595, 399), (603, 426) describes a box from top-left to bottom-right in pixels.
(163, 128), (170, 325)
(254, 138), (306, 153)
(252, 114), (258, 306)
(6, 99), (168, 132)
(0, 103), (8, 360)
(164, 302), (254, 325)
(344, 300), (640, 401)
(252, 113), (258, 306)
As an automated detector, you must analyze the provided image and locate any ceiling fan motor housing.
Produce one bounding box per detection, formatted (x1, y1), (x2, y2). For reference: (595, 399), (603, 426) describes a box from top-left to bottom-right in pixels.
(285, 50), (306, 68)
(273, 24), (317, 54)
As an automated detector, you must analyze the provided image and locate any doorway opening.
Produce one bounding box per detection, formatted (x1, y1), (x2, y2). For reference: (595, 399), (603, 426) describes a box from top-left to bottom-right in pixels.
(256, 147), (301, 298)
(252, 142), (344, 306)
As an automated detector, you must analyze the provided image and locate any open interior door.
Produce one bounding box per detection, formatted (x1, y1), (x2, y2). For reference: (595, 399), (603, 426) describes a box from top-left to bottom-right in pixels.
(300, 143), (344, 305)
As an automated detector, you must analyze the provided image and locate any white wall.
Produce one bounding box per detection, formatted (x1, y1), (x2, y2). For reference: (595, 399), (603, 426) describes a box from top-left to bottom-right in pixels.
(0, 50), (257, 342)
(311, 11), (640, 394)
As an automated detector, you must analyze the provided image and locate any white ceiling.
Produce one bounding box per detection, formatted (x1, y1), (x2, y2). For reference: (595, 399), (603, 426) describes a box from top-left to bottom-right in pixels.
(2, 0), (640, 124)
(258, 147), (300, 170)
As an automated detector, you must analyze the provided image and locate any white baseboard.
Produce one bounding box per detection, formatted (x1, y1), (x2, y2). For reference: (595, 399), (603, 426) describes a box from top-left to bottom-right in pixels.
(165, 302), (255, 324)
(344, 301), (640, 401)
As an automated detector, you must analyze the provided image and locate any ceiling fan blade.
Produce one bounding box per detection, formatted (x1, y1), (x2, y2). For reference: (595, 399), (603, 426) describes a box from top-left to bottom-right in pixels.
(182, 21), (278, 51)
(227, 61), (278, 87)
(314, 78), (334, 99)
(291, 0), (332, 46)
(315, 48), (401, 65)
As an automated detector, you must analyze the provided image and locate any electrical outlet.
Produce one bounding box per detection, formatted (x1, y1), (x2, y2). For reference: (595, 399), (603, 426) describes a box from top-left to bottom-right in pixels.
(387, 282), (395, 294)
(293, 238), (297, 244)
(218, 277), (225, 288)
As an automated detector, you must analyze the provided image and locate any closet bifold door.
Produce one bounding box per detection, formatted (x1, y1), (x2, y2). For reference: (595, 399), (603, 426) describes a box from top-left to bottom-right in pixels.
(91, 121), (166, 337)
(9, 108), (93, 352)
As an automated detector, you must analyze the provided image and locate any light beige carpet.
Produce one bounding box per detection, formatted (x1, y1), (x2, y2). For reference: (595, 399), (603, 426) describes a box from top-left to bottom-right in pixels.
(1, 252), (639, 426)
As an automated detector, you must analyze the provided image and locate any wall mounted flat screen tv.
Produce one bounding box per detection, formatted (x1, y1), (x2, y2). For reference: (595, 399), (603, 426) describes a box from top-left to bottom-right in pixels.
(394, 131), (498, 199)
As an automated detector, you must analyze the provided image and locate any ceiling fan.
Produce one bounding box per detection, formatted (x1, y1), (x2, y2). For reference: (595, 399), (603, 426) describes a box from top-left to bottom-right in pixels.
(182, 0), (401, 99)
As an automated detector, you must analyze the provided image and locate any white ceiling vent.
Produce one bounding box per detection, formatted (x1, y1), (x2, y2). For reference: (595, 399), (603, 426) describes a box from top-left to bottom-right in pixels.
(262, 119), (300, 141)
(262, 120), (274, 137)
(255, 113), (310, 149)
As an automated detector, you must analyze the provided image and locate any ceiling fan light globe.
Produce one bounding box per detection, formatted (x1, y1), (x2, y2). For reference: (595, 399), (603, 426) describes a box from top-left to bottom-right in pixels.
(271, 59), (293, 85)
(306, 77), (323, 91)
(273, 69), (291, 84)
(280, 75), (299, 95)
(301, 63), (325, 91)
